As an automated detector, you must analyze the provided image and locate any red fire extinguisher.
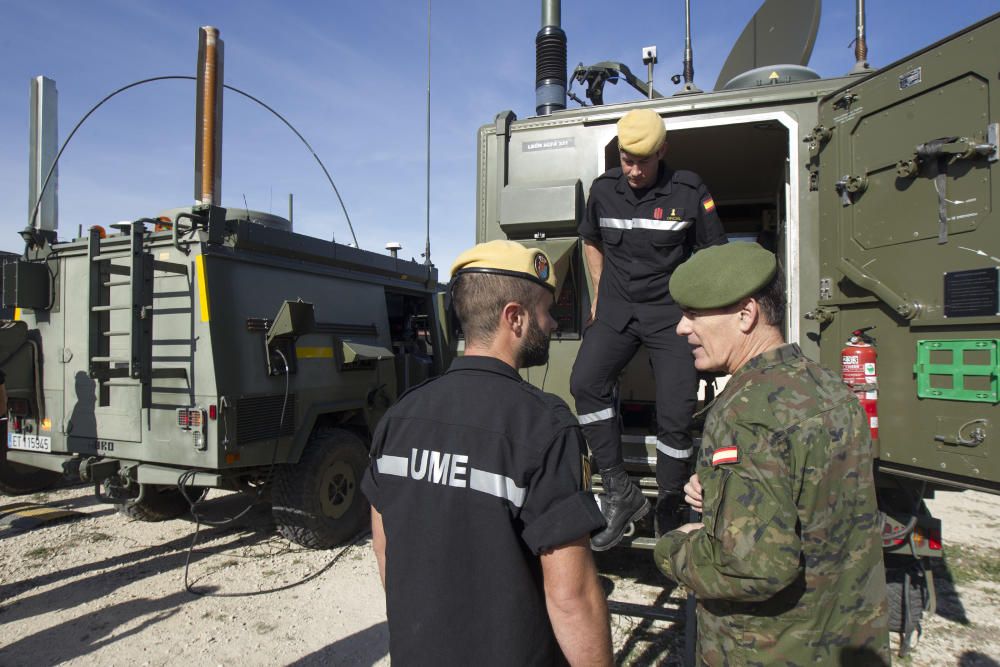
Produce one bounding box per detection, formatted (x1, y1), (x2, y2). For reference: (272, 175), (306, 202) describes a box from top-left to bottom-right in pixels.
(842, 327), (878, 441)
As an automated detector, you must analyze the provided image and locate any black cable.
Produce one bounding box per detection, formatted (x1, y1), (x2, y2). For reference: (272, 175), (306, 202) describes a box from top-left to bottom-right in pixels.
(27, 75), (358, 248)
(180, 347), (290, 595)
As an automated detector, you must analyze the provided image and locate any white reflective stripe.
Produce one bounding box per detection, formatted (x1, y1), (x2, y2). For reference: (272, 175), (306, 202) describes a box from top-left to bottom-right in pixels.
(469, 468), (526, 508)
(376, 454), (409, 477)
(632, 218), (692, 231)
(578, 407), (615, 425)
(599, 217), (693, 232)
(655, 440), (694, 459)
(599, 217), (630, 229)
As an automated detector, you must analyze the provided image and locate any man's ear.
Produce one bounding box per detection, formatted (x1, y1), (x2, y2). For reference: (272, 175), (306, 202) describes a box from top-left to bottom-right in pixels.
(737, 298), (758, 333)
(657, 141), (668, 160)
(500, 301), (525, 335)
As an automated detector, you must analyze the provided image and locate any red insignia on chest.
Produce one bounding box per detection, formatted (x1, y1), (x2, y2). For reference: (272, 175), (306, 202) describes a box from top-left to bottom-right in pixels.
(711, 446), (739, 466)
(653, 207), (663, 220)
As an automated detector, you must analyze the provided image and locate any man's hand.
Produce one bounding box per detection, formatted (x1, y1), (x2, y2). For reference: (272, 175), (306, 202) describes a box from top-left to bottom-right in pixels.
(684, 473), (703, 512)
(673, 522), (704, 534)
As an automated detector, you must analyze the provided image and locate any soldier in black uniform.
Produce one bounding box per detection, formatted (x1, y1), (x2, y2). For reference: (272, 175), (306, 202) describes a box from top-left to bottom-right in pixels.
(362, 240), (612, 667)
(571, 108), (727, 550)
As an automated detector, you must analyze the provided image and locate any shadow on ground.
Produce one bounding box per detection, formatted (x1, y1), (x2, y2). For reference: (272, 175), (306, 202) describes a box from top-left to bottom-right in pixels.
(286, 622), (389, 667)
(0, 492), (338, 664)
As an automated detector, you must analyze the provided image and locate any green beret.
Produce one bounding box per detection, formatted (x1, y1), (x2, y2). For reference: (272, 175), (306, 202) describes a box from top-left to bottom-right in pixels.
(617, 109), (666, 157)
(669, 242), (777, 309)
(450, 240), (555, 291)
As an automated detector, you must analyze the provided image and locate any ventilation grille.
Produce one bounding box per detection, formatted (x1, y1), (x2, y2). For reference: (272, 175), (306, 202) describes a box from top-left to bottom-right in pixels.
(236, 394), (296, 444)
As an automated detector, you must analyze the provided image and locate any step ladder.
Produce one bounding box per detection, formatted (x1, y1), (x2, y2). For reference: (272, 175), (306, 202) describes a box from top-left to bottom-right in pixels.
(87, 221), (187, 407)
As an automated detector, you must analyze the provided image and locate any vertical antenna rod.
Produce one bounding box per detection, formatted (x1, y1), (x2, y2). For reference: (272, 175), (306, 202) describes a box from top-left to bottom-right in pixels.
(851, 0), (871, 73)
(424, 0), (432, 266)
(683, 0), (695, 85)
(195, 26), (224, 205)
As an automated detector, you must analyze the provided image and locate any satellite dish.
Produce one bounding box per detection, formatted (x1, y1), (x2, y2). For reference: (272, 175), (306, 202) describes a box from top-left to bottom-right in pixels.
(713, 0), (822, 91)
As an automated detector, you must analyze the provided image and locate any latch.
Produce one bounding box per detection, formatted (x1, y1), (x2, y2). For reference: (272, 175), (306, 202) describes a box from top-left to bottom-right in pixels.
(832, 91), (858, 110)
(803, 305), (838, 325)
(896, 131), (998, 244)
(803, 125), (832, 154)
(834, 174), (867, 206)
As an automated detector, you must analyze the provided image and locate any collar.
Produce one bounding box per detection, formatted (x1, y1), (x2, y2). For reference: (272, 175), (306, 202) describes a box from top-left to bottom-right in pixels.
(447, 354), (523, 382)
(695, 344), (802, 418)
(727, 343), (803, 387)
(614, 162), (674, 204)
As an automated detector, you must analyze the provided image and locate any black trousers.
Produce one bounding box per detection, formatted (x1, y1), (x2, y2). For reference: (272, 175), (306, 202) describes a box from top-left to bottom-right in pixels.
(570, 316), (697, 495)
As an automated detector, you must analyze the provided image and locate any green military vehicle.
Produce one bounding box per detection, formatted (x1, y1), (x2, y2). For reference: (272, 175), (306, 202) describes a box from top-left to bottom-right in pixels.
(477, 0), (999, 644)
(1, 28), (450, 549)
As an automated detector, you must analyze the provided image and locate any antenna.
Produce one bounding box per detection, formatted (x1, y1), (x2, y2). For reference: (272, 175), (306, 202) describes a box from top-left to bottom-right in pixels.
(423, 0), (433, 266)
(850, 0), (872, 74)
(713, 0), (821, 91)
(673, 0), (702, 94)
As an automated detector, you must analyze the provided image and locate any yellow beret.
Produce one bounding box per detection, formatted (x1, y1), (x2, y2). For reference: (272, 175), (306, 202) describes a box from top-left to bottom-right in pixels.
(617, 109), (666, 157)
(450, 240), (555, 291)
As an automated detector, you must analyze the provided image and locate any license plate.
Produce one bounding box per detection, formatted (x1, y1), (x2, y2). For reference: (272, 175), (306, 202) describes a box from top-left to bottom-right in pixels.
(8, 433), (52, 453)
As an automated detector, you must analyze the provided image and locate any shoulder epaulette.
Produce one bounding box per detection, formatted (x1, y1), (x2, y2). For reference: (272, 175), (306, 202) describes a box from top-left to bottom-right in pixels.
(596, 167), (623, 182)
(672, 170), (704, 189)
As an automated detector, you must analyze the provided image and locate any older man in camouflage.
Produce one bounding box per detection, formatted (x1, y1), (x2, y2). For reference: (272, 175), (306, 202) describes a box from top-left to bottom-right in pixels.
(653, 243), (889, 665)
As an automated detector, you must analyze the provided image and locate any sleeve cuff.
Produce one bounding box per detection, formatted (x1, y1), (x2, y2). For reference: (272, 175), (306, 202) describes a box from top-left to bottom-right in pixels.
(360, 465), (381, 510)
(522, 491), (606, 555)
(653, 530), (689, 580)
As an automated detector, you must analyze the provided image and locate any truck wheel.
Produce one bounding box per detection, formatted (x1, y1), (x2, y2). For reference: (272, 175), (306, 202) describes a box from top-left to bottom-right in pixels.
(886, 564), (929, 635)
(118, 484), (191, 522)
(0, 456), (63, 495)
(272, 428), (369, 549)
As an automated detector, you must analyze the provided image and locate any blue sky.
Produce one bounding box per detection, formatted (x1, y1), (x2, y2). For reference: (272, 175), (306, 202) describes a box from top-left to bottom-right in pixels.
(1, 1), (996, 273)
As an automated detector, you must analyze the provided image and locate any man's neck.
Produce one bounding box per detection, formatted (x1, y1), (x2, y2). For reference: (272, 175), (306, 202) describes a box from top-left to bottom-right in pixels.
(728, 328), (787, 374)
(463, 342), (519, 370)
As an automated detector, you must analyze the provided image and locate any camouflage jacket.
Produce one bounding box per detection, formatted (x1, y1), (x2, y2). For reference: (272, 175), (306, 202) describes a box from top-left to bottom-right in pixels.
(654, 344), (889, 666)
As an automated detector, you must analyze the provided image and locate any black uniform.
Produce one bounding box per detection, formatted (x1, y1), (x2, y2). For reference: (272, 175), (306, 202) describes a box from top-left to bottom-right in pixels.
(361, 355), (605, 666)
(570, 164), (726, 495)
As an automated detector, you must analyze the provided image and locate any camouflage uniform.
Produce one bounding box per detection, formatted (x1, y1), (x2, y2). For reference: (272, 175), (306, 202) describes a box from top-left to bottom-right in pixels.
(654, 344), (889, 666)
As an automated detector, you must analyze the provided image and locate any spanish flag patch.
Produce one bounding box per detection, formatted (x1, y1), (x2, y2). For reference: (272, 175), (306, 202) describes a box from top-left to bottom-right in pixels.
(711, 446), (739, 466)
(702, 197), (716, 213)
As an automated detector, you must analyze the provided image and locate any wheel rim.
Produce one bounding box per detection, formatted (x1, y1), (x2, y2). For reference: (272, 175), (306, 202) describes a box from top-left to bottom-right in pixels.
(319, 460), (356, 519)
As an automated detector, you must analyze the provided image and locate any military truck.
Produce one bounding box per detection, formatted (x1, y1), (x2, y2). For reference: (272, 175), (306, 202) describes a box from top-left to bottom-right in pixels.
(1, 27), (450, 549)
(478, 0), (999, 644)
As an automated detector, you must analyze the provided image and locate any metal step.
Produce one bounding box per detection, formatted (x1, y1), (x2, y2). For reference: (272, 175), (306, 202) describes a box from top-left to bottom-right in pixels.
(607, 599), (683, 621)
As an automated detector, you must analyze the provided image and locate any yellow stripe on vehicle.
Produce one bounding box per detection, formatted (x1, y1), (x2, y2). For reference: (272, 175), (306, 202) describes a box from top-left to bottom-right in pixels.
(13, 308), (21, 321)
(196, 254), (210, 322)
(297, 346), (334, 359)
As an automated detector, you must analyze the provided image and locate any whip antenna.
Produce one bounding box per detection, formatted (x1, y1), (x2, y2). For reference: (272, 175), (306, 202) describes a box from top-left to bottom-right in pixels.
(423, 0), (433, 266)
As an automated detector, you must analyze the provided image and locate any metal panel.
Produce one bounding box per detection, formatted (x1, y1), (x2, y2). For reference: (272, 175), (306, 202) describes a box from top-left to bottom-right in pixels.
(816, 15), (1000, 487)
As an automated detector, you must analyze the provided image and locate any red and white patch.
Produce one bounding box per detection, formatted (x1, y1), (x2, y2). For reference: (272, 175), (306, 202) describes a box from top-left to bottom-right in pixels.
(711, 446), (740, 466)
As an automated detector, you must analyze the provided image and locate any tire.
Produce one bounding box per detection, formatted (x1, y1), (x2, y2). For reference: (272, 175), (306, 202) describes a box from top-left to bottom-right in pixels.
(272, 428), (369, 549)
(118, 484), (191, 522)
(0, 453), (63, 495)
(886, 564), (929, 634)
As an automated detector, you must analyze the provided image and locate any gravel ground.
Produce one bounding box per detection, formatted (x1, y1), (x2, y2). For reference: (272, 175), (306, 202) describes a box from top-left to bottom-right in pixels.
(0, 483), (998, 665)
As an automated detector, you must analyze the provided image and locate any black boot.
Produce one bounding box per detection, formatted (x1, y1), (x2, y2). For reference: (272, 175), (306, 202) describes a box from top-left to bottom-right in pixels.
(654, 493), (688, 537)
(590, 465), (650, 551)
